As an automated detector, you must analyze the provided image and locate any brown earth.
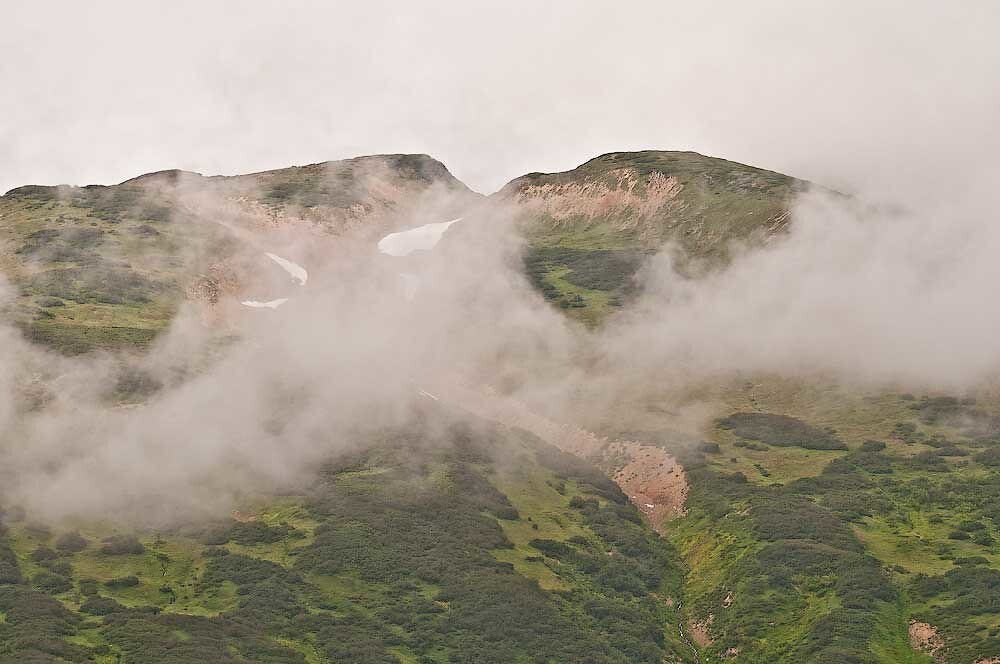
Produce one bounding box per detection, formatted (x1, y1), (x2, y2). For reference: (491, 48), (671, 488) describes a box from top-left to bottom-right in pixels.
(909, 621), (945, 663)
(688, 615), (714, 648)
(508, 168), (686, 243)
(439, 384), (688, 532)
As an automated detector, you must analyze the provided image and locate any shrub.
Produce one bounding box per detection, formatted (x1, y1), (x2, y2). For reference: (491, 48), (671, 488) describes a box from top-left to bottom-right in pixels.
(972, 531), (995, 547)
(717, 412), (846, 450)
(569, 496), (599, 511)
(975, 448), (1000, 467)
(40, 560), (72, 577)
(226, 521), (302, 546)
(54, 531), (88, 553)
(104, 575), (140, 589)
(100, 534), (145, 555)
(957, 520), (986, 532)
(30, 546), (58, 562)
(32, 571), (72, 595)
(80, 595), (127, 616)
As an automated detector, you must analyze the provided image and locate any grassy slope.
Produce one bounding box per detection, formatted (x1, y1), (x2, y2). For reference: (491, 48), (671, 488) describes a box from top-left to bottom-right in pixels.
(0, 409), (696, 664)
(6, 150), (999, 662)
(0, 155), (477, 355)
(603, 378), (1000, 663)
(0, 187), (203, 354)
(502, 151), (807, 324)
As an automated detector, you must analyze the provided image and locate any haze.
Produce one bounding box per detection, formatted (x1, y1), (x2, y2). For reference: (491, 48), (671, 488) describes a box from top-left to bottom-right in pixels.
(3, 1), (998, 199)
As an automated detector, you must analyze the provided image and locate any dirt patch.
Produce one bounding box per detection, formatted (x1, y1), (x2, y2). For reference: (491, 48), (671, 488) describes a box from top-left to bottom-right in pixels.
(442, 384), (688, 531)
(688, 614), (714, 647)
(187, 261), (242, 305)
(511, 169), (686, 243)
(612, 441), (688, 531)
(909, 621), (945, 663)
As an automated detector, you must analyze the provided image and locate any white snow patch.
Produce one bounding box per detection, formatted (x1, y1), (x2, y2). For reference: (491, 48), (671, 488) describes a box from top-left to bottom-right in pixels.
(377, 218), (463, 257)
(265, 252), (308, 285)
(417, 389), (440, 401)
(241, 298), (289, 309)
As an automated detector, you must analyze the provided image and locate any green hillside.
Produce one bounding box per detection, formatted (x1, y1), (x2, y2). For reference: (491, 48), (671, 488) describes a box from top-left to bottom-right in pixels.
(587, 378), (1000, 663)
(499, 151), (807, 324)
(4, 151), (999, 662)
(0, 155), (477, 355)
(0, 407), (695, 664)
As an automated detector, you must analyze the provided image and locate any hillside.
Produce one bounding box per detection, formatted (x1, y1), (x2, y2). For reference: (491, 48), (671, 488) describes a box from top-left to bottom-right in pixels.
(0, 151), (807, 354)
(563, 376), (1000, 664)
(497, 151), (807, 324)
(4, 151), (1000, 663)
(0, 154), (479, 355)
(0, 405), (695, 664)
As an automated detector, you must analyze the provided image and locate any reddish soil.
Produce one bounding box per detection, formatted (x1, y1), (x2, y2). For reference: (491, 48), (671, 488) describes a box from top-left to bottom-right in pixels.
(909, 621), (945, 663)
(441, 384), (688, 532)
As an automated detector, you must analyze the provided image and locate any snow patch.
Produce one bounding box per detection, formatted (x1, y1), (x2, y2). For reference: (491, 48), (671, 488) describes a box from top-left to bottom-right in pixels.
(377, 218), (463, 257)
(241, 298), (289, 309)
(265, 252), (308, 285)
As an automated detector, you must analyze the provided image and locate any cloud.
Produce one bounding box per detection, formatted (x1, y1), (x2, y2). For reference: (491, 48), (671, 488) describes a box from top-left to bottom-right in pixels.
(2, 2), (998, 196)
(602, 177), (1000, 390)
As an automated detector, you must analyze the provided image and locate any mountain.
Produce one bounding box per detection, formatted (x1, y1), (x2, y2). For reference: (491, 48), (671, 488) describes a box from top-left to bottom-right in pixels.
(496, 151), (807, 324)
(4, 152), (1000, 663)
(0, 405), (695, 664)
(0, 154), (478, 355)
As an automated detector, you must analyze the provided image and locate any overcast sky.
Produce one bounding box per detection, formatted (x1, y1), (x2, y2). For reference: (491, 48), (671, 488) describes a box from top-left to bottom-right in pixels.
(2, 1), (998, 197)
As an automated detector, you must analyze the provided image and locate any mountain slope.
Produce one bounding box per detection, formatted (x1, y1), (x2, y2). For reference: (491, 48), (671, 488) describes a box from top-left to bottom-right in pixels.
(0, 405), (696, 664)
(0, 154), (479, 354)
(497, 151), (808, 324)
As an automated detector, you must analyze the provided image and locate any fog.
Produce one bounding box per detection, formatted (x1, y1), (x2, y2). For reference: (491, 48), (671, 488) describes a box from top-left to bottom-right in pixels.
(2, 1), (999, 524)
(3, 2), (998, 198)
(3, 163), (1000, 523)
(0, 184), (575, 523)
(600, 183), (1000, 390)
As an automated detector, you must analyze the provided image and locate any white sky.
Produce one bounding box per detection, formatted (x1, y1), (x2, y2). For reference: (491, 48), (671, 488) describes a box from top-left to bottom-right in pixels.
(2, 1), (998, 197)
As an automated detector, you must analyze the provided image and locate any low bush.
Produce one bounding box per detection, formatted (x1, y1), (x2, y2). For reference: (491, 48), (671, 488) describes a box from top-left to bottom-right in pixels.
(717, 412), (846, 450)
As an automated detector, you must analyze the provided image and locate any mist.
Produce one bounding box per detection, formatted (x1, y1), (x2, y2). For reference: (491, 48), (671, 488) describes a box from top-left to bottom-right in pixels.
(4, 2), (998, 197)
(3, 0), (1000, 526)
(0, 184), (576, 524)
(601, 178), (1000, 390)
(4, 163), (1000, 525)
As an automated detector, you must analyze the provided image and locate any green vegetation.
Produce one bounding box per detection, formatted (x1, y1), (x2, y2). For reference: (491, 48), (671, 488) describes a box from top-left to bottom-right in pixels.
(717, 412), (848, 450)
(0, 412), (694, 663)
(0, 154), (478, 355)
(659, 382), (1000, 663)
(504, 150), (809, 323)
(523, 246), (645, 323)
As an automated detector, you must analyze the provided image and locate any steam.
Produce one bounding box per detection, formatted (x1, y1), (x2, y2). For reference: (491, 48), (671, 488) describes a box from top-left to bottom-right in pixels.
(2, 160), (1000, 526)
(0, 193), (569, 524)
(602, 181), (1000, 391)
